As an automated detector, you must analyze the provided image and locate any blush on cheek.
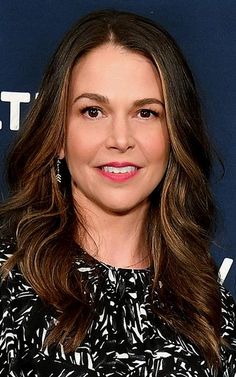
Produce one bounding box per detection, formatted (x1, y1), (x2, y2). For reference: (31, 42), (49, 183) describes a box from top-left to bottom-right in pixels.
(147, 142), (169, 162)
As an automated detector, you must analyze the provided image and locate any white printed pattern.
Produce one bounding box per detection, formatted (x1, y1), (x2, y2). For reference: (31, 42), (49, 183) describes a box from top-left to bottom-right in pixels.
(0, 240), (236, 376)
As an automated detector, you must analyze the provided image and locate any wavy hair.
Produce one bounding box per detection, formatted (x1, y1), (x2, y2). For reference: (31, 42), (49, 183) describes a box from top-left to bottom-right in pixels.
(0, 9), (222, 369)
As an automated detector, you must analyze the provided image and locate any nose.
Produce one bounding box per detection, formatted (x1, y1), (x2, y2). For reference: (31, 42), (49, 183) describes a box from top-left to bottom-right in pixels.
(105, 115), (135, 152)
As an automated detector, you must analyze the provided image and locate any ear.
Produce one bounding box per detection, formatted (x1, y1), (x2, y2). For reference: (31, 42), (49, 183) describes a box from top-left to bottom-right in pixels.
(58, 148), (65, 159)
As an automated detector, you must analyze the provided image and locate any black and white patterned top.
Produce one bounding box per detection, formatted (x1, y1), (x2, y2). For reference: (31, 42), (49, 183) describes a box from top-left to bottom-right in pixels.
(0, 239), (236, 377)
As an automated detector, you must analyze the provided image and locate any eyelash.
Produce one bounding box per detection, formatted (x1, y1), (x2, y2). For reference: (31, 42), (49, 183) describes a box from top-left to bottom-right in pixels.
(79, 106), (160, 119)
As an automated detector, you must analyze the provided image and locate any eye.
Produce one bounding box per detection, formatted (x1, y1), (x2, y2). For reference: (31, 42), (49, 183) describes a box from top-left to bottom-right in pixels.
(80, 106), (103, 119)
(138, 109), (159, 119)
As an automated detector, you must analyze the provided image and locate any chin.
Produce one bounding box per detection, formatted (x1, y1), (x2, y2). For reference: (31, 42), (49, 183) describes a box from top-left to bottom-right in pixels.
(99, 199), (147, 215)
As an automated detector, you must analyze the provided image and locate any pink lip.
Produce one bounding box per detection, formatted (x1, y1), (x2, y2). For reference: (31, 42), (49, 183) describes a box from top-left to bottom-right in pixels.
(96, 167), (139, 182)
(98, 161), (140, 168)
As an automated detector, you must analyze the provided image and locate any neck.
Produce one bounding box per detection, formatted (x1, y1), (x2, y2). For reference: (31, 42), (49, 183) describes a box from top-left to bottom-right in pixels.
(74, 197), (150, 268)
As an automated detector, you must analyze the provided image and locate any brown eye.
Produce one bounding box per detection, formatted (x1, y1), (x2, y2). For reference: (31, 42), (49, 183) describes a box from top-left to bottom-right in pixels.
(80, 106), (103, 118)
(138, 109), (159, 118)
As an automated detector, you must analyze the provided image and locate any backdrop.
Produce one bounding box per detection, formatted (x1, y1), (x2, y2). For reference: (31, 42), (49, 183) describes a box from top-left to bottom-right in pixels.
(0, 0), (235, 299)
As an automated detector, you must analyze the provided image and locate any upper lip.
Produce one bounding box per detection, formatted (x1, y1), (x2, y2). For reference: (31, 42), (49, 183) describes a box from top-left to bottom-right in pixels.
(98, 162), (141, 168)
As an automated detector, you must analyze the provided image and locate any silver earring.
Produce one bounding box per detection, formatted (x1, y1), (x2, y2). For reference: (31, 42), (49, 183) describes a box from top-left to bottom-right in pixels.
(56, 158), (62, 183)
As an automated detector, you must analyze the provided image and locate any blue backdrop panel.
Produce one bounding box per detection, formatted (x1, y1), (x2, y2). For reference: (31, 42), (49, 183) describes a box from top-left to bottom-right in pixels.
(0, 1), (235, 298)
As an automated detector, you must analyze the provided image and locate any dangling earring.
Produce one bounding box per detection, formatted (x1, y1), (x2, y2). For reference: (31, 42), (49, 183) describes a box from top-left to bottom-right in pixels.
(56, 158), (62, 183)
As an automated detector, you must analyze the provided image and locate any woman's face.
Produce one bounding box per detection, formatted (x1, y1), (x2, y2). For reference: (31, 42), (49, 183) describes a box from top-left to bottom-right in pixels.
(61, 43), (170, 214)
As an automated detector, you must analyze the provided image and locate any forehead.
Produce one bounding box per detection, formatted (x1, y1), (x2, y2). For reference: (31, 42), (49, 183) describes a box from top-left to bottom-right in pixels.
(69, 43), (164, 101)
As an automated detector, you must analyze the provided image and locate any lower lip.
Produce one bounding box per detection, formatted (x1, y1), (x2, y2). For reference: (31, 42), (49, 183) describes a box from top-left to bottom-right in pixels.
(96, 168), (139, 182)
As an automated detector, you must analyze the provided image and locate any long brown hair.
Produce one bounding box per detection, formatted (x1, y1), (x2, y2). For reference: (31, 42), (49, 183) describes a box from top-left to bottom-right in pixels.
(0, 9), (222, 369)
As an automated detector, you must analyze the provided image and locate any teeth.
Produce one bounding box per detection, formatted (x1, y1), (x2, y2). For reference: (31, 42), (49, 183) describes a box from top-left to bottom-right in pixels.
(102, 166), (137, 174)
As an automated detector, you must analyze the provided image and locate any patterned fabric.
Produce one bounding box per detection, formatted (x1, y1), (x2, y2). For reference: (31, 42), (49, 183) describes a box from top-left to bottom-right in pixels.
(0, 239), (236, 376)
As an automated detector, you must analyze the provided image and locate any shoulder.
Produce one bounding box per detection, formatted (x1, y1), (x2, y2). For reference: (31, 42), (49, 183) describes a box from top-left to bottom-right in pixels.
(220, 284), (236, 328)
(219, 284), (236, 341)
(0, 238), (39, 373)
(0, 236), (37, 306)
(220, 283), (236, 312)
(219, 284), (236, 375)
(0, 236), (16, 264)
(0, 236), (18, 289)
(0, 238), (39, 348)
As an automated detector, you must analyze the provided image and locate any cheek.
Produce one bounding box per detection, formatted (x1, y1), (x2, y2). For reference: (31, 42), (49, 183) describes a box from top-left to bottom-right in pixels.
(65, 125), (94, 163)
(66, 138), (82, 164)
(144, 130), (170, 165)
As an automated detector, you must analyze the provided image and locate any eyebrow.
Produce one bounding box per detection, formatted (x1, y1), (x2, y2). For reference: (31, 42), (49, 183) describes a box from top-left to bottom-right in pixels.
(73, 92), (165, 108)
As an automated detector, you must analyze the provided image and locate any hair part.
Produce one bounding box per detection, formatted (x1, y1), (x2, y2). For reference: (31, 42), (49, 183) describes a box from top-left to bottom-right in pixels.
(0, 9), (222, 369)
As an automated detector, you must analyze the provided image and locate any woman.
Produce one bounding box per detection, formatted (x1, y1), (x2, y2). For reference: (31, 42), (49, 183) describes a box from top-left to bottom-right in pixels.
(0, 9), (235, 377)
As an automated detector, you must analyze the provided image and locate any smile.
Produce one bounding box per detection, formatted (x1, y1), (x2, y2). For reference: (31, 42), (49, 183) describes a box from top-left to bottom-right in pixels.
(101, 166), (137, 174)
(97, 166), (139, 182)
